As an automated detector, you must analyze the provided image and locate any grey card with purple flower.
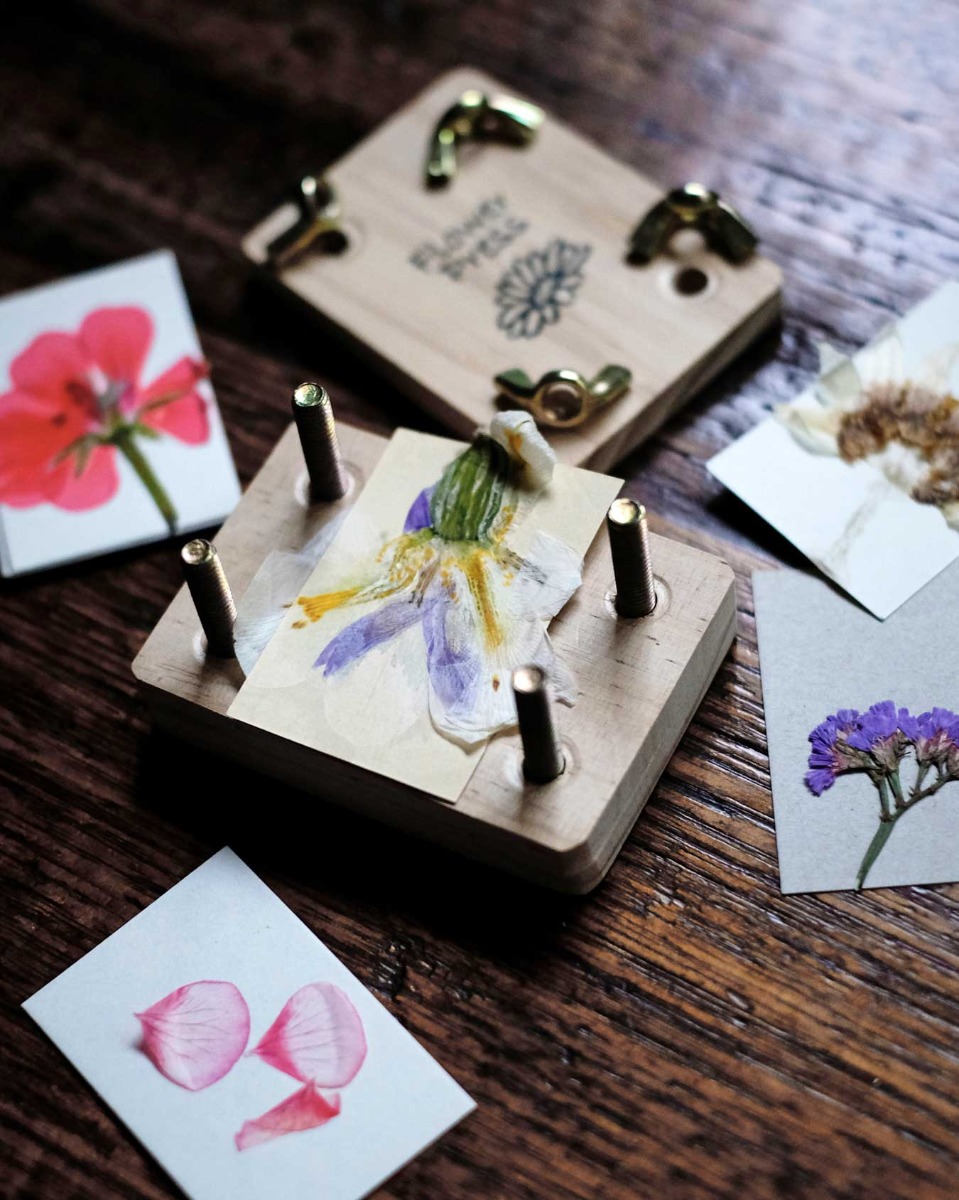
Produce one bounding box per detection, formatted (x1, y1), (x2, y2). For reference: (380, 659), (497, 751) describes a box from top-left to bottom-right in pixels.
(754, 563), (959, 893)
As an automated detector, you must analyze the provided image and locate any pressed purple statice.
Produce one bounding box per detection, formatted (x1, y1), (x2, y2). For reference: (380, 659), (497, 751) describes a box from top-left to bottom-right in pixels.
(914, 708), (959, 767)
(803, 700), (959, 889)
(804, 708), (861, 795)
(845, 700), (919, 771)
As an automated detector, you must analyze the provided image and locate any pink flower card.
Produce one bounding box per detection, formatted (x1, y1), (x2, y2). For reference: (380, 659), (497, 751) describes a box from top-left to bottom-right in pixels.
(0, 251), (241, 575)
(23, 849), (475, 1200)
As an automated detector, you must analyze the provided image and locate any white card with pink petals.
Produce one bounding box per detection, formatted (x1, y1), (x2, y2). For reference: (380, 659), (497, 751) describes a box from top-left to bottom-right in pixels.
(0, 251), (240, 576)
(23, 848), (475, 1200)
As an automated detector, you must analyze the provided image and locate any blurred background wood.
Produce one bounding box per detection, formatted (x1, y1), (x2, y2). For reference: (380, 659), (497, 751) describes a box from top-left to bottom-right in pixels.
(2, 2), (958, 1197)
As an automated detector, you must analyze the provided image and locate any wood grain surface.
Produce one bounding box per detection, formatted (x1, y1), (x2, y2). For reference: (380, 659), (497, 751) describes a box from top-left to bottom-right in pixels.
(2, 2), (958, 1197)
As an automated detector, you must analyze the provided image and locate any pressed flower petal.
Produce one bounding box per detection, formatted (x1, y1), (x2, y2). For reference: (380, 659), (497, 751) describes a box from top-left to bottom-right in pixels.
(233, 518), (346, 676)
(423, 533), (581, 746)
(9, 332), (93, 412)
(0, 394), (92, 505)
(46, 444), (121, 511)
(814, 341), (861, 410)
(774, 398), (842, 456)
(404, 485), (434, 532)
(251, 982), (367, 1087)
(79, 306), (153, 386)
(136, 980), (250, 1091)
(490, 410), (556, 490)
(316, 597), (428, 676)
(136, 357), (210, 444)
(235, 1082), (341, 1151)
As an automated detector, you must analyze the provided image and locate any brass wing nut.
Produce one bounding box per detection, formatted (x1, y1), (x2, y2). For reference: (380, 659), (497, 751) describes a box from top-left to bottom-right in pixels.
(426, 89), (544, 188)
(267, 176), (347, 268)
(493, 365), (632, 430)
(628, 183), (758, 265)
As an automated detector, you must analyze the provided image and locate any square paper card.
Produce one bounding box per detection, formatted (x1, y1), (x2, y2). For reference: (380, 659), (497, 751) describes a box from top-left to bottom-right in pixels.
(709, 283), (959, 618)
(23, 849), (475, 1200)
(229, 426), (621, 802)
(754, 564), (959, 894)
(0, 251), (241, 576)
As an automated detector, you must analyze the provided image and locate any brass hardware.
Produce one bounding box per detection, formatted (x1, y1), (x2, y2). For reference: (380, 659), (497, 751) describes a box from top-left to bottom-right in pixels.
(493, 364), (631, 430)
(267, 176), (347, 268)
(606, 499), (657, 618)
(291, 383), (348, 501)
(628, 183), (758, 266)
(181, 539), (236, 657)
(512, 665), (565, 784)
(426, 89), (543, 188)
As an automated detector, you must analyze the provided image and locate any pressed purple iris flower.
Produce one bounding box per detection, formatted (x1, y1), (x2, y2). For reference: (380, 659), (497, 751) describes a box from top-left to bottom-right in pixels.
(294, 414), (581, 747)
(804, 700), (959, 889)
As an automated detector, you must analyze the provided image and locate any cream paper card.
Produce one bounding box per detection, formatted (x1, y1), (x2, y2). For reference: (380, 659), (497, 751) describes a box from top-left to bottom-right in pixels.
(0, 251), (240, 576)
(228, 427), (621, 802)
(709, 284), (959, 619)
(23, 848), (475, 1200)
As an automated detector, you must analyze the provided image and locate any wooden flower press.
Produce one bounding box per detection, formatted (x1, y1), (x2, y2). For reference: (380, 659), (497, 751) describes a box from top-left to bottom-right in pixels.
(133, 420), (736, 893)
(134, 68), (772, 891)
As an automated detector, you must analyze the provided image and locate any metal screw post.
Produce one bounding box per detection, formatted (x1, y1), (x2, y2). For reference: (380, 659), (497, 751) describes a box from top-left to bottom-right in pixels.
(181, 538), (236, 657)
(512, 665), (565, 784)
(607, 498), (657, 618)
(291, 383), (348, 502)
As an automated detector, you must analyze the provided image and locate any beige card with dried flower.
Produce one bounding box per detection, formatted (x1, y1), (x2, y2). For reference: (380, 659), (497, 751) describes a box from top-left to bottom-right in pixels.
(708, 282), (959, 618)
(228, 425), (621, 801)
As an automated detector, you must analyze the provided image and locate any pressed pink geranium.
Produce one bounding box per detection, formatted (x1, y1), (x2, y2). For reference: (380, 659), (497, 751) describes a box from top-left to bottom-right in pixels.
(0, 305), (209, 530)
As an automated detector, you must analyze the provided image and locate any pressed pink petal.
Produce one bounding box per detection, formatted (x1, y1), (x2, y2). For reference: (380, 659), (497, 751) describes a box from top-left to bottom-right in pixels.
(235, 1082), (341, 1151)
(9, 331), (94, 413)
(0, 393), (91, 506)
(44, 444), (121, 511)
(136, 356), (210, 444)
(79, 306), (153, 386)
(135, 980), (250, 1091)
(251, 982), (367, 1087)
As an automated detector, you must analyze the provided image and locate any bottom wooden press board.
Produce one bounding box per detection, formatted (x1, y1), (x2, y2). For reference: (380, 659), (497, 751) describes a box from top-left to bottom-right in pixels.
(243, 68), (781, 473)
(133, 422), (736, 892)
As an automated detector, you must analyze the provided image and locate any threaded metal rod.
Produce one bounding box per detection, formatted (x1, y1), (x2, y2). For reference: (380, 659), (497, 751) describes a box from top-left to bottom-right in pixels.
(607, 498), (657, 618)
(181, 538), (236, 657)
(292, 382), (348, 502)
(512, 665), (565, 784)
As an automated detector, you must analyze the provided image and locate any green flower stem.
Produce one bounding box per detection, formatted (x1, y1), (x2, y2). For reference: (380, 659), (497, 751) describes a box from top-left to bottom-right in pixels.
(855, 815), (899, 892)
(114, 428), (178, 533)
(856, 771), (953, 891)
(888, 768), (906, 811)
(875, 776), (892, 820)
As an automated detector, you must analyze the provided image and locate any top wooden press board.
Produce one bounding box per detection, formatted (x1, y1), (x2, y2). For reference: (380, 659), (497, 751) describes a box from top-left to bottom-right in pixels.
(243, 68), (782, 472)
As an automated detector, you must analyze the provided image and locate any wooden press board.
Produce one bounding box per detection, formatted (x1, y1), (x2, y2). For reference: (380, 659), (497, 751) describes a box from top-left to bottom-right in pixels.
(133, 422), (736, 893)
(243, 68), (781, 473)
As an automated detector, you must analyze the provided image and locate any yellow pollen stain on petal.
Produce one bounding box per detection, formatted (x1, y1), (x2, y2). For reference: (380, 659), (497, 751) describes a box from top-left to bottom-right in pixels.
(297, 585), (363, 623)
(506, 429), (525, 459)
(459, 547), (504, 651)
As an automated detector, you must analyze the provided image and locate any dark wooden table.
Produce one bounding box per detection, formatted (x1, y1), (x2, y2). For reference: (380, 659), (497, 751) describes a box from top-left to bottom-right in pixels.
(3, 2), (958, 1197)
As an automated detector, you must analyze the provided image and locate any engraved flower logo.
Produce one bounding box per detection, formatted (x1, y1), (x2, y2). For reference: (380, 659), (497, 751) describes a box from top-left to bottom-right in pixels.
(0, 306), (210, 530)
(494, 238), (592, 340)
